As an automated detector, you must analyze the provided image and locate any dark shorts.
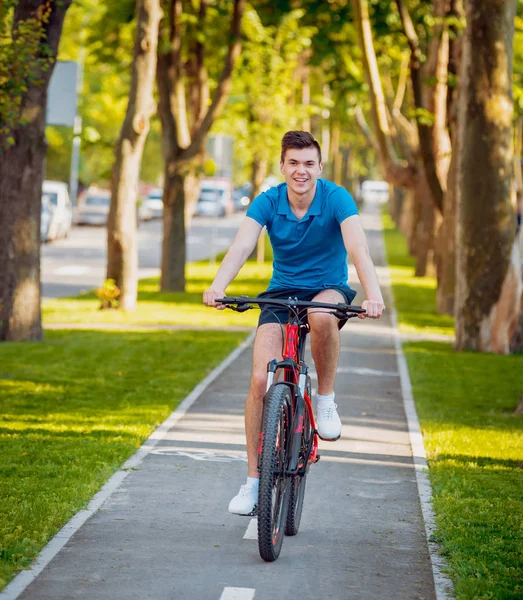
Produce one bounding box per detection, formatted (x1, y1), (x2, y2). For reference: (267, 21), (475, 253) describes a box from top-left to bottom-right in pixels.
(257, 286), (357, 329)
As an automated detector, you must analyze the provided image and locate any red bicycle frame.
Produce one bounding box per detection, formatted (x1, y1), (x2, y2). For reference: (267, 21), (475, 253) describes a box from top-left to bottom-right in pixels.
(282, 323), (319, 465)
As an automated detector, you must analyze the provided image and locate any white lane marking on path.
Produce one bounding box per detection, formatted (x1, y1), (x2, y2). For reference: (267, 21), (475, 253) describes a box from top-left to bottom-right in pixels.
(309, 366), (399, 378)
(0, 332), (256, 600)
(379, 235), (454, 599)
(220, 588), (255, 600)
(53, 265), (91, 276)
(150, 449), (248, 462)
(243, 518), (257, 540)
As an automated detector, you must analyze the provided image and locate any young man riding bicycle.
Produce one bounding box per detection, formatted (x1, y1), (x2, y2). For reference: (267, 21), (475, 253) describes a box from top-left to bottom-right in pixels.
(203, 131), (385, 516)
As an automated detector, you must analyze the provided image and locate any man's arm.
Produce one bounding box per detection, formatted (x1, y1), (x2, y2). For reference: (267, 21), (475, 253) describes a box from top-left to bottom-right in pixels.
(341, 215), (385, 319)
(203, 216), (263, 309)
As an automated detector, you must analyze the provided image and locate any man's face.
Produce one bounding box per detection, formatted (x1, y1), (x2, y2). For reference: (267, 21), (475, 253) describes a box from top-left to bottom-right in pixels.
(280, 147), (323, 196)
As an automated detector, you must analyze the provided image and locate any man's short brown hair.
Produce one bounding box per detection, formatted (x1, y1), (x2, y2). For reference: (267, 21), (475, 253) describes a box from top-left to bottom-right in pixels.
(281, 131), (322, 163)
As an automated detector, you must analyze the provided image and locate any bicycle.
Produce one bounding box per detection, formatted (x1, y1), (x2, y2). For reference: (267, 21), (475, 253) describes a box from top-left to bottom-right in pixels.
(216, 295), (365, 562)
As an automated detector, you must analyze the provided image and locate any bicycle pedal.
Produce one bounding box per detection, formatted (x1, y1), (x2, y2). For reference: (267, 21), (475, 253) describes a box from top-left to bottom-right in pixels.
(239, 505), (258, 517)
(313, 454), (321, 463)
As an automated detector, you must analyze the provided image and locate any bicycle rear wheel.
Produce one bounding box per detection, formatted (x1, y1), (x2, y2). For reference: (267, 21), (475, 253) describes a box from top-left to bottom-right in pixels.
(285, 399), (312, 536)
(257, 383), (292, 562)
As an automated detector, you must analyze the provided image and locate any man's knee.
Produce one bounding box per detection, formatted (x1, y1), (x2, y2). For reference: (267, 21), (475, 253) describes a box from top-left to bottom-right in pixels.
(249, 369), (267, 400)
(308, 310), (338, 333)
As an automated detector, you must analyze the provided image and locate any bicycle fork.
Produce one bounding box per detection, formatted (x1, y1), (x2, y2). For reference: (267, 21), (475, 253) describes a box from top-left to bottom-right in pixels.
(258, 360), (318, 475)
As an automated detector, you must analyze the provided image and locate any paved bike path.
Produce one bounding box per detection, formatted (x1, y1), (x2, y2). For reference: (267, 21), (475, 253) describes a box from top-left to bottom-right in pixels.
(15, 200), (437, 600)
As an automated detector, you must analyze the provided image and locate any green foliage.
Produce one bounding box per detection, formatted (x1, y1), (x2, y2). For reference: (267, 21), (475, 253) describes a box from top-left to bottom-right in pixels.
(214, 6), (316, 181)
(0, 1), (52, 147)
(47, 0), (140, 185)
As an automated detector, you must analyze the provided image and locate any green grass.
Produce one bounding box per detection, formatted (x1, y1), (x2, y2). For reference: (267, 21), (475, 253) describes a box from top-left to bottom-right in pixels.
(382, 208), (523, 599)
(0, 329), (247, 590)
(43, 259), (272, 327)
(381, 212), (454, 337)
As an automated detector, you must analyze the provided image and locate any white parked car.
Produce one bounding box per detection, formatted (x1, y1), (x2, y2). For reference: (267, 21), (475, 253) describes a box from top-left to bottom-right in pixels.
(142, 188), (163, 218)
(360, 180), (389, 203)
(193, 178), (234, 218)
(42, 180), (72, 241)
(75, 191), (111, 225)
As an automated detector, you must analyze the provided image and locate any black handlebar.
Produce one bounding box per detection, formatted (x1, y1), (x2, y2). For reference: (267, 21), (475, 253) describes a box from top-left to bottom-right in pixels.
(215, 296), (366, 316)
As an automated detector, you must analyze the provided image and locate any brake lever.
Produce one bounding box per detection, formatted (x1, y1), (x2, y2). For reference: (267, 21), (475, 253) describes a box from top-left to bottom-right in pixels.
(232, 303), (252, 313)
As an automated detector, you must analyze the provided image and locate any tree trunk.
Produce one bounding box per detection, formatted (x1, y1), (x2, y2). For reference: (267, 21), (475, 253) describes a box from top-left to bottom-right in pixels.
(414, 175), (435, 277)
(436, 143), (457, 314)
(399, 188), (415, 243)
(156, 0), (245, 292)
(389, 186), (405, 227)
(107, 0), (162, 311)
(251, 155), (268, 201)
(248, 155), (268, 262)
(455, 0), (520, 354)
(351, 0), (417, 189)
(510, 118), (523, 351)
(0, 0), (71, 342)
(396, 0), (444, 213)
(330, 120), (342, 185)
(435, 0), (464, 316)
(160, 168), (187, 290)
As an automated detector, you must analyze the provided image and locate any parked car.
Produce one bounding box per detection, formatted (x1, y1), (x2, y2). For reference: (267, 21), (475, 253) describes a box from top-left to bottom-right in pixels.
(359, 180), (389, 203)
(42, 180), (72, 240)
(193, 178), (234, 218)
(40, 195), (52, 242)
(75, 191), (111, 225)
(233, 184), (251, 212)
(142, 188), (163, 218)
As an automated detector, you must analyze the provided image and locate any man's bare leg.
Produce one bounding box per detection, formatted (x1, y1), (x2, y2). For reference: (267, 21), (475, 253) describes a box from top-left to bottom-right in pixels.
(245, 323), (283, 477)
(308, 289), (344, 394)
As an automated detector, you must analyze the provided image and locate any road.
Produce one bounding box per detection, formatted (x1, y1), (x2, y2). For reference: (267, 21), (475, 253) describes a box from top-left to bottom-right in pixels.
(41, 214), (244, 299)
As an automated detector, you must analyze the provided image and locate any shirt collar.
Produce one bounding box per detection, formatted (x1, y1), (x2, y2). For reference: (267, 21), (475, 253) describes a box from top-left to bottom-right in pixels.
(277, 180), (323, 221)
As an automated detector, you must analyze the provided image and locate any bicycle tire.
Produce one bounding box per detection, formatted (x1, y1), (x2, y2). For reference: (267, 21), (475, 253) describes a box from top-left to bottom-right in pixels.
(257, 383), (292, 562)
(286, 379), (312, 536)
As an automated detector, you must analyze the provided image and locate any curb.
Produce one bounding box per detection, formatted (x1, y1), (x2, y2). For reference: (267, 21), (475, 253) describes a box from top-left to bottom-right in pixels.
(0, 332), (255, 600)
(379, 239), (454, 599)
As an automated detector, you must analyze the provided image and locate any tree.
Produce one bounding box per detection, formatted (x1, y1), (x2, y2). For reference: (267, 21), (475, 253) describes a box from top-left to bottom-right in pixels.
(106, 0), (162, 310)
(0, 0), (72, 342)
(455, 0), (521, 353)
(156, 0), (245, 292)
(240, 7), (314, 196)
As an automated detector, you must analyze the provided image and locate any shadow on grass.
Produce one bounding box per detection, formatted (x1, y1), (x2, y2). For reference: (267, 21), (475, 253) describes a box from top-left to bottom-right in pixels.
(433, 454), (523, 470)
(391, 283), (455, 331)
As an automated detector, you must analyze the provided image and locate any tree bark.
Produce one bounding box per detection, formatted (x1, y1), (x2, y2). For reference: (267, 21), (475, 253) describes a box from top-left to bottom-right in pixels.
(0, 0), (72, 342)
(455, 0), (521, 354)
(435, 0), (464, 316)
(107, 0), (162, 311)
(157, 0), (245, 291)
(510, 117), (523, 351)
(436, 141), (457, 314)
(330, 120), (342, 185)
(414, 176), (436, 277)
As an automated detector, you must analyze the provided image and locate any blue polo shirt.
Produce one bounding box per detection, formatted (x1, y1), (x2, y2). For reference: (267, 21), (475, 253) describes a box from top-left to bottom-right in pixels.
(246, 179), (358, 290)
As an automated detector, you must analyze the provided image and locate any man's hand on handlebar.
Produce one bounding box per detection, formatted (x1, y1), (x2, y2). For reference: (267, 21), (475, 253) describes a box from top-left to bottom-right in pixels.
(360, 299), (385, 319)
(203, 288), (227, 310)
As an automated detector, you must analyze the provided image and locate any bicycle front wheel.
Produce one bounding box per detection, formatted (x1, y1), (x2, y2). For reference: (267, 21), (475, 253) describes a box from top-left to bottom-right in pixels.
(257, 383), (292, 562)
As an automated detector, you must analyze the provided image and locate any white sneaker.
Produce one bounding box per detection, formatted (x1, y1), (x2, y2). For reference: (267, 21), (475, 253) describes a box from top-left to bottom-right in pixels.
(316, 403), (342, 441)
(228, 484), (258, 516)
